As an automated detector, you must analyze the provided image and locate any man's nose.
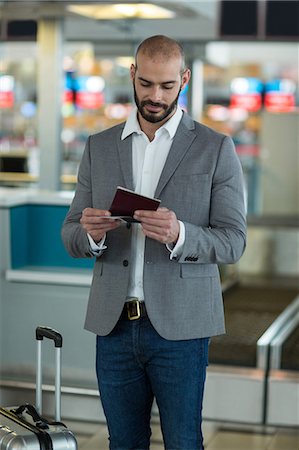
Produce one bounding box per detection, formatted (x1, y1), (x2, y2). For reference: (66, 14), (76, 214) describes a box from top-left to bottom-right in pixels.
(149, 85), (162, 102)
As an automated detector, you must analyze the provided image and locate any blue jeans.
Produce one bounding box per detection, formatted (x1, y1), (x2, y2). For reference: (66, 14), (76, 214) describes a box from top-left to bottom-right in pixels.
(96, 313), (209, 450)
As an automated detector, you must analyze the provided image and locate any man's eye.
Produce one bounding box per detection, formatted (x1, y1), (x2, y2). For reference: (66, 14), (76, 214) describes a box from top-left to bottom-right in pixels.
(140, 82), (151, 87)
(163, 85), (174, 90)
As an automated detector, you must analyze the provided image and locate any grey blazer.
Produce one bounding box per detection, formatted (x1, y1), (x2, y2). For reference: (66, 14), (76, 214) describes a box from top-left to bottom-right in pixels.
(61, 112), (246, 340)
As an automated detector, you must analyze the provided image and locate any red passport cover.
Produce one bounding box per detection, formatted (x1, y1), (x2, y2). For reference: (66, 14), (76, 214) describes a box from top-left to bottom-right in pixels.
(109, 186), (161, 221)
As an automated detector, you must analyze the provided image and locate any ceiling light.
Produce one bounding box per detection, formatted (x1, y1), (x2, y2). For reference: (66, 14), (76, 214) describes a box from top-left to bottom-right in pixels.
(68, 3), (175, 20)
(114, 4), (137, 18)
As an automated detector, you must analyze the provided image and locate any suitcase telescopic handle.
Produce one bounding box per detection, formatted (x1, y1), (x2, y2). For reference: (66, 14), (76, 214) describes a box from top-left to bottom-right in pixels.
(36, 326), (63, 348)
(35, 326), (62, 422)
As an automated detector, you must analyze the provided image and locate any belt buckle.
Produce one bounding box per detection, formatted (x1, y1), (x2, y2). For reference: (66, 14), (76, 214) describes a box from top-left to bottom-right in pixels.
(126, 298), (141, 321)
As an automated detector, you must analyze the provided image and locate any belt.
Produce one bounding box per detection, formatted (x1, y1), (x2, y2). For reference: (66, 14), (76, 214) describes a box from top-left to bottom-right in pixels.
(123, 298), (147, 321)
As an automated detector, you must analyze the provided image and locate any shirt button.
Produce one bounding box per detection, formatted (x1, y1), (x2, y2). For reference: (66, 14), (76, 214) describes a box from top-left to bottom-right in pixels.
(123, 260), (129, 267)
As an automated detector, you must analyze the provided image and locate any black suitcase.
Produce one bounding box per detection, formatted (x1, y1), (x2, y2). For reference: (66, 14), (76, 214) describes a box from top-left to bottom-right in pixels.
(0, 326), (78, 449)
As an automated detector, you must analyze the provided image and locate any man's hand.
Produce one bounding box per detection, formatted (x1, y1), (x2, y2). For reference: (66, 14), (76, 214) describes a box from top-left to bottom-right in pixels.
(80, 208), (121, 242)
(134, 207), (180, 245)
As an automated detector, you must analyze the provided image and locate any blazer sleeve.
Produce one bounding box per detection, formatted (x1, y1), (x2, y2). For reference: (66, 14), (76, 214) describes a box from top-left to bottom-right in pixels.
(179, 135), (247, 265)
(61, 137), (95, 259)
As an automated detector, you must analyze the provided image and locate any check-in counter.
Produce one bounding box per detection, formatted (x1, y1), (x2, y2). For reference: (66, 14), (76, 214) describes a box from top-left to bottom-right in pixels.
(0, 187), (93, 276)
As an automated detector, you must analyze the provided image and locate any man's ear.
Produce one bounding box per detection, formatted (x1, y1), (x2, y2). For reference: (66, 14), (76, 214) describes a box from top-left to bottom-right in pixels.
(130, 64), (136, 81)
(181, 68), (191, 90)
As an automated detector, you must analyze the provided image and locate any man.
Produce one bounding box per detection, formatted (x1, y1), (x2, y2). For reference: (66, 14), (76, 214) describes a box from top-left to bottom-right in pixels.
(62, 35), (246, 450)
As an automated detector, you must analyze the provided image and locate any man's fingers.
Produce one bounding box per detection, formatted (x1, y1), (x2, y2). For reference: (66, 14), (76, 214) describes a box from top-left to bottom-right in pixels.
(84, 218), (121, 242)
(81, 208), (112, 224)
(81, 216), (114, 225)
(133, 208), (179, 244)
(134, 209), (176, 226)
(134, 207), (169, 219)
(82, 207), (111, 217)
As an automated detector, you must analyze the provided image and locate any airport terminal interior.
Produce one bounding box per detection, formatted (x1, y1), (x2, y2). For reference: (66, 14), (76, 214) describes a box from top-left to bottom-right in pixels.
(0, 1), (298, 448)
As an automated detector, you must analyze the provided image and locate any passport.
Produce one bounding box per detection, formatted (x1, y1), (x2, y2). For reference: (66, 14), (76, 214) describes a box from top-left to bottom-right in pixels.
(109, 186), (161, 222)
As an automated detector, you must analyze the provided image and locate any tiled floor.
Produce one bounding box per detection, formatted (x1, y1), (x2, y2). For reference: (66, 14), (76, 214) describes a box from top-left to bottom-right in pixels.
(66, 420), (299, 450)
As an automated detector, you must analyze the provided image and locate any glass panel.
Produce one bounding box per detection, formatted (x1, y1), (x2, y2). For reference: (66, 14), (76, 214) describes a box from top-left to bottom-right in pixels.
(202, 42), (299, 217)
(0, 42), (38, 187)
(61, 44), (134, 189)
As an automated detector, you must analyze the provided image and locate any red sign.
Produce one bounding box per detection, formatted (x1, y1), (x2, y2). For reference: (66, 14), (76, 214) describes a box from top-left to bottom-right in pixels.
(230, 93), (262, 112)
(76, 92), (104, 109)
(264, 93), (295, 112)
(63, 90), (74, 103)
(0, 91), (14, 108)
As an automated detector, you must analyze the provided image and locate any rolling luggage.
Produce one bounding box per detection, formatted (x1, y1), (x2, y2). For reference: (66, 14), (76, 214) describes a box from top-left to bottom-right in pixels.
(0, 326), (78, 449)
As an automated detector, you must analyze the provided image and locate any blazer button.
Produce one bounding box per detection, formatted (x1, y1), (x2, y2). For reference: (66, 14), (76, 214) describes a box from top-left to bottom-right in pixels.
(123, 259), (129, 267)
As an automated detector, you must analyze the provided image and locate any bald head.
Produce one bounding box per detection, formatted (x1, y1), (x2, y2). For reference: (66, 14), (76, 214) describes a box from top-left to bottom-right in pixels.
(135, 35), (186, 73)
(130, 34), (191, 131)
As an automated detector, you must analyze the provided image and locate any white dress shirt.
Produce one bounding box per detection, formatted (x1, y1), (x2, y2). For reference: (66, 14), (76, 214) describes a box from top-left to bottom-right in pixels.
(89, 106), (185, 301)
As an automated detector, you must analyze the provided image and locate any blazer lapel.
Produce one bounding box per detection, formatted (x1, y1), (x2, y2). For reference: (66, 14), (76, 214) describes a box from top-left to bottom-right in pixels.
(116, 131), (134, 191)
(155, 114), (196, 198)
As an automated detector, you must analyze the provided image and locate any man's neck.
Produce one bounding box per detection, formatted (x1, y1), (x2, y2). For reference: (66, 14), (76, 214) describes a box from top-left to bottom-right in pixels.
(138, 119), (159, 142)
(137, 110), (176, 142)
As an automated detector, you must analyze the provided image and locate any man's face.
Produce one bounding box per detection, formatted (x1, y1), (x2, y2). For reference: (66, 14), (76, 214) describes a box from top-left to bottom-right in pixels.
(133, 83), (181, 124)
(131, 54), (190, 125)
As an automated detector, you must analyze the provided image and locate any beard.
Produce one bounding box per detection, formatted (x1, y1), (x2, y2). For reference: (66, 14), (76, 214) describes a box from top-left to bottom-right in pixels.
(133, 83), (181, 124)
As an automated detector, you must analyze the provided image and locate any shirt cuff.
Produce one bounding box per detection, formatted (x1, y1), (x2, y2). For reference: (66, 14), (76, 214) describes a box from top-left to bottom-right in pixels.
(87, 233), (107, 256)
(167, 220), (185, 260)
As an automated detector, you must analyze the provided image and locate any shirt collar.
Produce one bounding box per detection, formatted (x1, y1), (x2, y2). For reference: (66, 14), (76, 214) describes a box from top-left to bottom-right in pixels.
(121, 106), (183, 140)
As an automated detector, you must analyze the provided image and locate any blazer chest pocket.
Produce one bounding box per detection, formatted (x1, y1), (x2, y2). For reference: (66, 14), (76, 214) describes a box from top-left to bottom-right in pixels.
(171, 173), (209, 187)
(180, 263), (218, 278)
(167, 174), (211, 221)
